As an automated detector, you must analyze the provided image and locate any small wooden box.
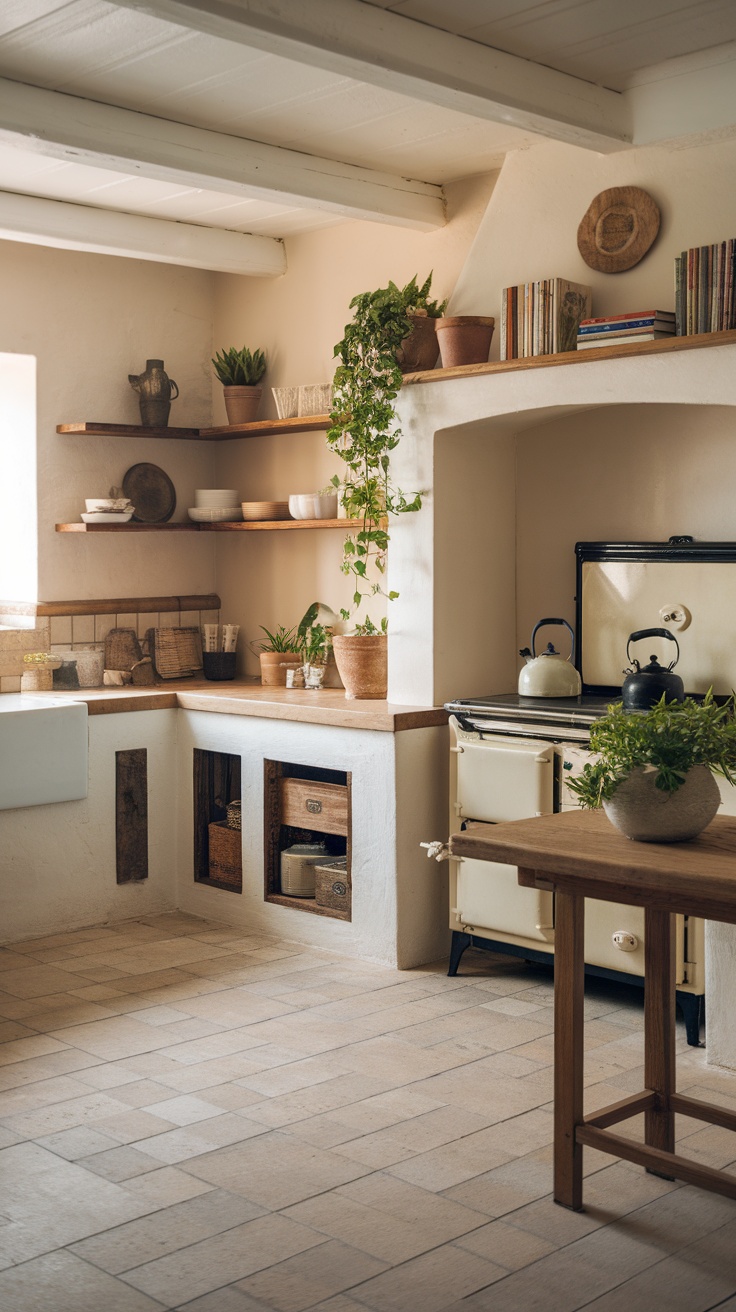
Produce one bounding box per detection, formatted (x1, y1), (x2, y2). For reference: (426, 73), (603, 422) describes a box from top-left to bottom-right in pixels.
(208, 821), (242, 888)
(315, 857), (351, 917)
(279, 778), (348, 835)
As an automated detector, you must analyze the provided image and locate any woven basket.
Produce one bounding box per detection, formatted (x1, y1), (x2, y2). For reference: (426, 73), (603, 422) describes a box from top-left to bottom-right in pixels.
(208, 821), (242, 887)
(153, 627), (203, 679)
(104, 628), (142, 671)
(226, 800), (241, 831)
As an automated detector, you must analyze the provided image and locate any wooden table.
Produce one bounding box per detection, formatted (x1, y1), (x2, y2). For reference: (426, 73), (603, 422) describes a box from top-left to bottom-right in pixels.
(450, 810), (736, 1211)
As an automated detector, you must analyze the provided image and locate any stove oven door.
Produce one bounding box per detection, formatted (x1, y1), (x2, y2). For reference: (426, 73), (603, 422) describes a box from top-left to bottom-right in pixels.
(451, 724), (555, 943)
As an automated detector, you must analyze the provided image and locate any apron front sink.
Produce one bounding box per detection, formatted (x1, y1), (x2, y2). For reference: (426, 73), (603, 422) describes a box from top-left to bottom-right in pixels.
(0, 695), (88, 809)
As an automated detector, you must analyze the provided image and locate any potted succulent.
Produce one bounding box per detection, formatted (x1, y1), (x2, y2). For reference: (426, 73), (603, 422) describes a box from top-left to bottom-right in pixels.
(254, 624), (302, 686)
(566, 692), (736, 842)
(327, 277), (440, 698)
(212, 346), (267, 424)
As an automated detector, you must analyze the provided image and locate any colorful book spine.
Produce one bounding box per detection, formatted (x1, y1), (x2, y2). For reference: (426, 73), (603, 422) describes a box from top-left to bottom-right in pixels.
(578, 317), (674, 336)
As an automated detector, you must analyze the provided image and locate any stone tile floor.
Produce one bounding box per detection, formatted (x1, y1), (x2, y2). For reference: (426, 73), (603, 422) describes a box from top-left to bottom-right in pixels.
(1, 913), (736, 1311)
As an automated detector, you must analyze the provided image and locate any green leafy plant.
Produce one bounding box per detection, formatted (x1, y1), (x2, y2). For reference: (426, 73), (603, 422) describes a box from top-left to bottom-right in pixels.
(327, 274), (445, 629)
(567, 692), (736, 809)
(212, 346), (267, 387)
(255, 624), (298, 653)
(296, 601), (332, 665)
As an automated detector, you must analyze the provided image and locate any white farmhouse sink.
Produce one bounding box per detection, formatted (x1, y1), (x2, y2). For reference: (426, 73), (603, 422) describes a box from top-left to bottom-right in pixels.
(0, 695), (87, 809)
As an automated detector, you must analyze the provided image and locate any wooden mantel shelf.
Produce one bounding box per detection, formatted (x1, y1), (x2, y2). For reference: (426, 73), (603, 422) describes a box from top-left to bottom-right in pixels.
(401, 328), (736, 385)
(55, 518), (359, 533)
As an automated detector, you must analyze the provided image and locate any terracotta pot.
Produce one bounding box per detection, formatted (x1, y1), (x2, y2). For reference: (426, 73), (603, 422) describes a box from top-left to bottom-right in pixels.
(603, 765), (720, 843)
(224, 385), (262, 425)
(435, 316), (495, 368)
(332, 634), (388, 700)
(395, 311), (439, 374)
(259, 650), (302, 687)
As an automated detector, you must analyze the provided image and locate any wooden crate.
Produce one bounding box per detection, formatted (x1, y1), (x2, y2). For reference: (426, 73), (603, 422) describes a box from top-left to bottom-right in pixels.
(279, 778), (348, 835)
(315, 857), (351, 916)
(208, 821), (242, 887)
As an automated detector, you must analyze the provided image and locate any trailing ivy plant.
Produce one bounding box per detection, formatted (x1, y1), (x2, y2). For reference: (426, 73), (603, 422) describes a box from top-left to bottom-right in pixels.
(327, 274), (446, 630)
(566, 692), (736, 809)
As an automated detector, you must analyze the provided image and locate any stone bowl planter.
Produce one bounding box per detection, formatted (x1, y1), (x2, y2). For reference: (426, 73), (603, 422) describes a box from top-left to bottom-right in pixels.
(603, 765), (721, 842)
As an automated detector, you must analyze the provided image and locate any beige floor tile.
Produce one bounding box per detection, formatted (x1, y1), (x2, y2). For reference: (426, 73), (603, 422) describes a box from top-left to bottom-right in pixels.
(70, 1187), (265, 1274)
(173, 1289), (273, 1311)
(47, 1015), (187, 1060)
(243, 1072), (396, 1129)
(0, 1072), (97, 1117)
(0, 1033), (71, 1066)
(0, 1020), (37, 1042)
(120, 1164), (214, 1207)
(283, 1191), (479, 1265)
(123, 1212), (327, 1305)
(95, 1108), (180, 1143)
(1, 1089), (137, 1139)
(142, 1094), (232, 1126)
(337, 1173), (489, 1243)
(0, 1249), (166, 1311)
(347, 1242), (505, 1311)
(35, 1124), (120, 1159)
(0, 1047), (103, 1089)
(131, 1113), (269, 1165)
(185, 1131), (372, 1208)
(79, 1144), (163, 1181)
(0, 965), (96, 999)
(454, 1217), (557, 1269)
(237, 1238), (387, 1310)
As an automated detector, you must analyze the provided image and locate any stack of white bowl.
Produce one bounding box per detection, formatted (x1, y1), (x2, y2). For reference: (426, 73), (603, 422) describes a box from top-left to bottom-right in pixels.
(81, 497), (134, 524)
(189, 489), (242, 523)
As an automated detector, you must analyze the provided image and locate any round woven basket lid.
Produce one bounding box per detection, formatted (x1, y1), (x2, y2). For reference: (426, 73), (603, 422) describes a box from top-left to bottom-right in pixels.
(577, 186), (660, 274)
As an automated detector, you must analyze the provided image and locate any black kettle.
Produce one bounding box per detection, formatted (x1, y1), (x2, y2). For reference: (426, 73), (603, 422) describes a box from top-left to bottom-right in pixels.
(622, 628), (685, 710)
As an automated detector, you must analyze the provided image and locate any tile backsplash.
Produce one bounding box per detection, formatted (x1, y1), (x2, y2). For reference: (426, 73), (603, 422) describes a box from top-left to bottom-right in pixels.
(0, 595), (221, 691)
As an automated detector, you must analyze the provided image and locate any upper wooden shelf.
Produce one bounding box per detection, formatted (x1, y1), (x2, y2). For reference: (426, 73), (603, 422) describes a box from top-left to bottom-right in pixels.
(56, 416), (331, 441)
(401, 328), (736, 385)
(55, 518), (354, 533)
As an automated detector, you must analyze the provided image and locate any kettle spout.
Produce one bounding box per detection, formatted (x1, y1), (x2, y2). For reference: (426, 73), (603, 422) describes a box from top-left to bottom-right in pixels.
(519, 647), (533, 664)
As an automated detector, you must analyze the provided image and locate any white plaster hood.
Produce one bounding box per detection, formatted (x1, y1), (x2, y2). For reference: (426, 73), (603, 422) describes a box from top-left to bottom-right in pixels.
(0, 694), (87, 809)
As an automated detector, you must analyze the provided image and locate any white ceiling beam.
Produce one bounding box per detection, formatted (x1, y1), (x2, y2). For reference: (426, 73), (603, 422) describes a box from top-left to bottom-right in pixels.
(109, 0), (632, 152)
(0, 77), (445, 230)
(627, 47), (736, 147)
(0, 188), (286, 274)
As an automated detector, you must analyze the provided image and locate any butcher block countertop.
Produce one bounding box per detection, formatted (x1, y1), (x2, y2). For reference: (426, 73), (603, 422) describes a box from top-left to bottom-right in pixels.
(33, 678), (448, 733)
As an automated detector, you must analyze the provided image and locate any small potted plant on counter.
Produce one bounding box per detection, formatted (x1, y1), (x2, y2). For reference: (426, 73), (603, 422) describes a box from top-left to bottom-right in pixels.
(255, 624), (302, 686)
(212, 346), (267, 424)
(566, 691), (736, 842)
(327, 277), (433, 698)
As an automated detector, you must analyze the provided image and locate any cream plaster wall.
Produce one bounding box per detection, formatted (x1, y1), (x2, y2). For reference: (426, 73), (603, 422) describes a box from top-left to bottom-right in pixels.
(451, 136), (736, 341)
(0, 240), (217, 602)
(211, 173), (498, 674)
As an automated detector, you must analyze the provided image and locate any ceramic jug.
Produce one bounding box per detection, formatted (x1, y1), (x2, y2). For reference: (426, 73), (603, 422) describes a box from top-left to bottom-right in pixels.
(128, 359), (179, 428)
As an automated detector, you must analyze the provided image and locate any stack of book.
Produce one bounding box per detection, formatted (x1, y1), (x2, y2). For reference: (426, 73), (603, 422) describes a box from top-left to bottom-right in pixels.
(674, 241), (736, 336)
(576, 311), (676, 350)
(500, 278), (591, 360)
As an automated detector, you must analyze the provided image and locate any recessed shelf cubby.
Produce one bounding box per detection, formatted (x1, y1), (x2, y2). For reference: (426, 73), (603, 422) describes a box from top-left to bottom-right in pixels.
(264, 759), (351, 920)
(193, 748), (242, 893)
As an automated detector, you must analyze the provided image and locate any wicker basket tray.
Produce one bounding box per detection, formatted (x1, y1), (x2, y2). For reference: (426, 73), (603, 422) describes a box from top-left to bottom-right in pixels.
(153, 627), (203, 679)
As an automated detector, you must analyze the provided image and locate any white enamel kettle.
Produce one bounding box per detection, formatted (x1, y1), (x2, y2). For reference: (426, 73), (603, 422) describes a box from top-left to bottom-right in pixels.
(518, 617), (582, 698)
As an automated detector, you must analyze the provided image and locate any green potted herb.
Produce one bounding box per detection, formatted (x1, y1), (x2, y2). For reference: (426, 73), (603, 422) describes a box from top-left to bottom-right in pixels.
(254, 624), (301, 686)
(327, 274), (443, 699)
(212, 346), (267, 425)
(567, 692), (736, 842)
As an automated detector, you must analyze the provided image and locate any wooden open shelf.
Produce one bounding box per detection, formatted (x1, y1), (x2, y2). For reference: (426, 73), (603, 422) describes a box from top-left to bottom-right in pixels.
(56, 416), (331, 441)
(55, 518), (358, 533)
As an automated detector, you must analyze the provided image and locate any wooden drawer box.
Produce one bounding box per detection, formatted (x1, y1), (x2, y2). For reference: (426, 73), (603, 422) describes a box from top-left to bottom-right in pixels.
(279, 778), (348, 835)
(208, 821), (242, 887)
(315, 857), (351, 916)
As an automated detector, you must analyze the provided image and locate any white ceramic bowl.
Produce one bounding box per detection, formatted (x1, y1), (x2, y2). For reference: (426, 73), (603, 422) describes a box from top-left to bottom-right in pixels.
(194, 489), (239, 508)
(288, 494), (305, 519)
(188, 507), (243, 523)
(288, 492), (338, 520)
(81, 511), (133, 523)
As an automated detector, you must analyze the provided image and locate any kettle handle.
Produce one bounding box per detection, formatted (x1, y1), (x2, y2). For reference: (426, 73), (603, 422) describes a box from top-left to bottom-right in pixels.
(626, 628), (680, 670)
(531, 617), (575, 661)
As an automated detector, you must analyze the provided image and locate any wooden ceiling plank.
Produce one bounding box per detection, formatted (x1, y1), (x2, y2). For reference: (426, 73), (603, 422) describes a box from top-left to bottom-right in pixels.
(107, 0), (632, 151)
(0, 75), (446, 229)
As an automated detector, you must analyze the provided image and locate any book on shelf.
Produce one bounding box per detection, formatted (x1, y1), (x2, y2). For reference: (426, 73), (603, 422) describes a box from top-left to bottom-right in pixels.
(577, 312), (675, 337)
(675, 239), (736, 335)
(500, 278), (591, 360)
(576, 332), (674, 350)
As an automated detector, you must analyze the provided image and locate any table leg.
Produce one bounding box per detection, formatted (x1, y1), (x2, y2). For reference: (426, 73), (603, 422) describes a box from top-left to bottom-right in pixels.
(554, 889), (585, 1210)
(644, 908), (676, 1166)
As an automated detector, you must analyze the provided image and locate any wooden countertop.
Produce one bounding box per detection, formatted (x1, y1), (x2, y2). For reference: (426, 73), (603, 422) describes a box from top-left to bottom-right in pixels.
(36, 677), (448, 733)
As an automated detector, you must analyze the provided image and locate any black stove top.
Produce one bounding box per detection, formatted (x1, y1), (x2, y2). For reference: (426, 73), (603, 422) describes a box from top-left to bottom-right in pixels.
(444, 691), (619, 733)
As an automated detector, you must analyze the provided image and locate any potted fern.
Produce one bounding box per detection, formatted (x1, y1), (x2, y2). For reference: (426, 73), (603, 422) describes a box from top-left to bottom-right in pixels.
(254, 624), (301, 686)
(567, 692), (736, 842)
(327, 275), (441, 698)
(212, 346), (267, 424)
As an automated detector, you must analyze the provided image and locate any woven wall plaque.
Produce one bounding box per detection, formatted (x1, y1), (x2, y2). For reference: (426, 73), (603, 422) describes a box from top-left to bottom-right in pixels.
(577, 186), (660, 274)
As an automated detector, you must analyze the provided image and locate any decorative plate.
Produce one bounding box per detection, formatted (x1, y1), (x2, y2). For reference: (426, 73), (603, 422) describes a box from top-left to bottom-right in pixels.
(122, 463), (176, 523)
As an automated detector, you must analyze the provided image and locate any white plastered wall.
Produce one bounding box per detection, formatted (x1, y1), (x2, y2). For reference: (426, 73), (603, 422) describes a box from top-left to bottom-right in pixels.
(0, 240), (218, 602)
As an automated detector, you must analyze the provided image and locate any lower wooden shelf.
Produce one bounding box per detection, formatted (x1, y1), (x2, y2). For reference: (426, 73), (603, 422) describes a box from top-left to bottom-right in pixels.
(265, 892), (348, 920)
(56, 518), (355, 533)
